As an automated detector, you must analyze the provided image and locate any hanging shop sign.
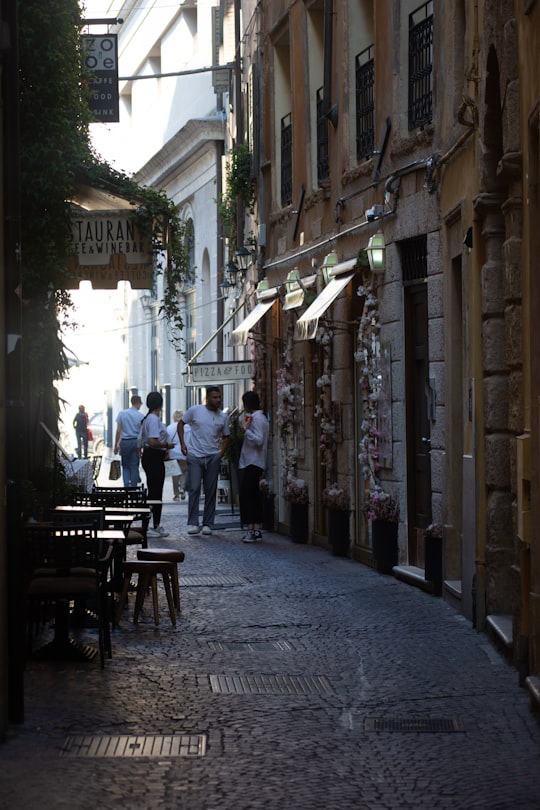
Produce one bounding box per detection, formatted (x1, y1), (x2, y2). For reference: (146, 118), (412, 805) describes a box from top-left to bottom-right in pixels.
(67, 211), (153, 289)
(186, 361), (255, 386)
(81, 34), (119, 123)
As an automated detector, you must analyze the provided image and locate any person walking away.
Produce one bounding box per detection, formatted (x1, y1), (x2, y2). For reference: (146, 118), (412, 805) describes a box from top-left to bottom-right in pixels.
(114, 394), (144, 486)
(178, 386), (230, 535)
(73, 404), (89, 459)
(167, 409), (188, 500)
(238, 391), (269, 543)
(140, 391), (174, 537)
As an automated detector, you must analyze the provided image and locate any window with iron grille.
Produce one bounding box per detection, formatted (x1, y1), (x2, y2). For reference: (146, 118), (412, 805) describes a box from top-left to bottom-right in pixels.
(408, 1), (433, 130)
(316, 87), (329, 183)
(281, 113), (293, 207)
(400, 234), (427, 284)
(356, 45), (374, 160)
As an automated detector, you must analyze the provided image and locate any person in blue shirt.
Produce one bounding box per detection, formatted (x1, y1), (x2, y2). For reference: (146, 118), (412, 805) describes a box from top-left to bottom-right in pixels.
(114, 394), (144, 486)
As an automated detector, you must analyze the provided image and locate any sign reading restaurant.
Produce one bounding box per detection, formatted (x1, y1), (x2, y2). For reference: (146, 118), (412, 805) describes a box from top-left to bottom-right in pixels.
(67, 211), (154, 289)
(186, 361), (255, 386)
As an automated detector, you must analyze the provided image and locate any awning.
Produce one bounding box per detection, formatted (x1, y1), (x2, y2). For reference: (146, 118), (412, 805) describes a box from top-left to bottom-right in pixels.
(230, 298), (276, 346)
(294, 272), (355, 341)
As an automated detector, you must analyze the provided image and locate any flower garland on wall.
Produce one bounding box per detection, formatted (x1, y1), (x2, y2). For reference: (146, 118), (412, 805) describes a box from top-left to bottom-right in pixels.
(314, 324), (335, 477)
(276, 323), (304, 498)
(355, 274), (382, 487)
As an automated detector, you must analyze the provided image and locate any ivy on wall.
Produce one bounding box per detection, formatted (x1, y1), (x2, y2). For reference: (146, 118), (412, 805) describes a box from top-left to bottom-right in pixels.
(18, 0), (192, 479)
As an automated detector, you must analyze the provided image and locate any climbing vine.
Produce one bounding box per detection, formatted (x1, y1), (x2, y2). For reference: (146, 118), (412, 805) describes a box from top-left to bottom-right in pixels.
(219, 143), (255, 250)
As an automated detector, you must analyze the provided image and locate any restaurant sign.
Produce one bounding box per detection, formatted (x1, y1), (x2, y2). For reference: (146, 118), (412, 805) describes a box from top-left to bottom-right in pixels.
(67, 211), (154, 289)
(81, 34), (119, 123)
(186, 361), (254, 386)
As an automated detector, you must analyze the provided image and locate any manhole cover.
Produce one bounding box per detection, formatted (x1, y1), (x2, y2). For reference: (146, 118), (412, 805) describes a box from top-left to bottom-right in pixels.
(208, 673), (332, 695)
(60, 734), (207, 757)
(364, 717), (465, 733)
(181, 575), (249, 586)
(206, 640), (295, 652)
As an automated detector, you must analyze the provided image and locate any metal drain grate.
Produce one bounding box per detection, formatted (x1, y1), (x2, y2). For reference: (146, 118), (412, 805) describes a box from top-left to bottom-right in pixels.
(364, 717), (465, 733)
(180, 574), (249, 587)
(60, 734), (207, 758)
(207, 640), (295, 652)
(209, 673), (332, 695)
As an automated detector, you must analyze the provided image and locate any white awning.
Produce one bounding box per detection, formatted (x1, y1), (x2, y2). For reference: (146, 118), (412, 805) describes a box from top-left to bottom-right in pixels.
(230, 299), (276, 346)
(294, 272), (354, 341)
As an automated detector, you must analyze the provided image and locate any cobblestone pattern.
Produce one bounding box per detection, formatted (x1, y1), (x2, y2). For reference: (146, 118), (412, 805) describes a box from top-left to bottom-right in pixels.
(1, 498), (540, 809)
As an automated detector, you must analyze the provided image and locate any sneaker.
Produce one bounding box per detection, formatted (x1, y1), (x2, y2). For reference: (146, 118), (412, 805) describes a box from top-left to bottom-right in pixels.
(242, 531), (255, 543)
(180, 490), (186, 500)
(252, 530), (262, 541)
(187, 525), (200, 535)
(147, 528), (161, 537)
(155, 526), (169, 537)
(202, 525), (212, 535)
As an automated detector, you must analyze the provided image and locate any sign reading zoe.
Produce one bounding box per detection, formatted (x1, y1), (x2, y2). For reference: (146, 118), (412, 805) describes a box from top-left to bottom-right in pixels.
(81, 34), (119, 123)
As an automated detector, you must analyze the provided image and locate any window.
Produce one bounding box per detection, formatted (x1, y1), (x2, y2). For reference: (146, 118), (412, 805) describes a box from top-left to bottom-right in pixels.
(316, 88), (329, 183)
(281, 113), (293, 206)
(355, 45), (375, 159)
(408, 1), (433, 130)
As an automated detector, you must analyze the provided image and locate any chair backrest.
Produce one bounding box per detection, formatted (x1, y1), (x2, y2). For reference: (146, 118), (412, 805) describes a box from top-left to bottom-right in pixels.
(47, 507), (105, 530)
(93, 486), (148, 504)
(24, 523), (100, 576)
(73, 490), (128, 508)
(91, 455), (102, 483)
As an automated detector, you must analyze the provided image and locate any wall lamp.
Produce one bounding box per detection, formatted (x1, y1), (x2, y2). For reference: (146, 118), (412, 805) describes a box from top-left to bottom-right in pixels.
(223, 245), (252, 289)
(140, 293), (154, 313)
(366, 232), (385, 274)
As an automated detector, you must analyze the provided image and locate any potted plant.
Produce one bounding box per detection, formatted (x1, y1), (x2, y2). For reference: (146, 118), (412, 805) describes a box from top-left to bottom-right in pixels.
(284, 477), (309, 543)
(363, 486), (400, 573)
(424, 522), (443, 593)
(322, 483), (350, 557)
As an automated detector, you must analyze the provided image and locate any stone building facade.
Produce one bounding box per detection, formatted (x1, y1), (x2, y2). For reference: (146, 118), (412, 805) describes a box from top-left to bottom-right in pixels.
(229, 0), (540, 706)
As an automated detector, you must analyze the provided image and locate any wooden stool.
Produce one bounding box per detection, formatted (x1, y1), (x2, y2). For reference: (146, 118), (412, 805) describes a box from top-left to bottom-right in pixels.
(137, 548), (185, 612)
(116, 560), (176, 626)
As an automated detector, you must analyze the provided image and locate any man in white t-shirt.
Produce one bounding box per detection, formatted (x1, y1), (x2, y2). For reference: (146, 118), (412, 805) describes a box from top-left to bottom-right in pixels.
(178, 386), (230, 535)
(113, 395), (144, 486)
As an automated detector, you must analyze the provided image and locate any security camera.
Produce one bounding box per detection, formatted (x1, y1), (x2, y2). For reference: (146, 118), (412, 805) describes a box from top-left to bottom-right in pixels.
(365, 207), (376, 222)
(365, 204), (384, 222)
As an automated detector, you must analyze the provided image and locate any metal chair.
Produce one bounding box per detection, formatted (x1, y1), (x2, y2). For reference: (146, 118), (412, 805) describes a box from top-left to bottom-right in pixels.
(24, 523), (113, 666)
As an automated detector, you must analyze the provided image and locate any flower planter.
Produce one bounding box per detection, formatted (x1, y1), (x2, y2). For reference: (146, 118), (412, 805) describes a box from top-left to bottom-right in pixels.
(262, 494), (275, 531)
(424, 535), (443, 583)
(327, 509), (350, 557)
(371, 520), (398, 574)
(289, 502), (308, 543)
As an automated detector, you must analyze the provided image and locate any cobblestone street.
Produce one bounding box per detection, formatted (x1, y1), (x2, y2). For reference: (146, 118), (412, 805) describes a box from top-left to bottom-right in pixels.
(1, 495), (540, 809)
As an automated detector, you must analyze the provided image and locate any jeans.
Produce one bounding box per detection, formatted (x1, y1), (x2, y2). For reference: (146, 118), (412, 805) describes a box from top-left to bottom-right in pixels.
(76, 430), (88, 459)
(119, 438), (140, 486)
(186, 452), (222, 527)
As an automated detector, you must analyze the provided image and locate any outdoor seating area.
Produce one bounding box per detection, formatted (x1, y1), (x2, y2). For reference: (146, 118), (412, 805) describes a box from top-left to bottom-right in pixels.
(23, 484), (184, 666)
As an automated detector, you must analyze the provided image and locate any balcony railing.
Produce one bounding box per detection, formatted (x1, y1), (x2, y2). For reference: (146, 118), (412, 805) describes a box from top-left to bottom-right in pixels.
(281, 113), (293, 207)
(316, 87), (329, 183)
(355, 45), (375, 160)
(408, 1), (433, 130)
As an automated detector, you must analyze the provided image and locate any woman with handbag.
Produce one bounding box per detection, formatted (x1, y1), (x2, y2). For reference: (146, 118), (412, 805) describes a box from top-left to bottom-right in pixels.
(140, 391), (174, 537)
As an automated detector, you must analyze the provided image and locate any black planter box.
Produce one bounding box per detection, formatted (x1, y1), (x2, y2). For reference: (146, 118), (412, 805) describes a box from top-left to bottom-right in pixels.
(289, 502), (308, 543)
(327, 509), (350, 557)
(371, 520), (398, 573)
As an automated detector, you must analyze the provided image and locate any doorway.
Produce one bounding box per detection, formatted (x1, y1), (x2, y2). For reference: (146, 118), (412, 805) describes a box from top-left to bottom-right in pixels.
(404, 281), (432, 565)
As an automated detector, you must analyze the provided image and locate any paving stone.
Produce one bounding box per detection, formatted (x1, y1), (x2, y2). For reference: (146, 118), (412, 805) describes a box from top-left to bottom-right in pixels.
(1, 502), (540, 809)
